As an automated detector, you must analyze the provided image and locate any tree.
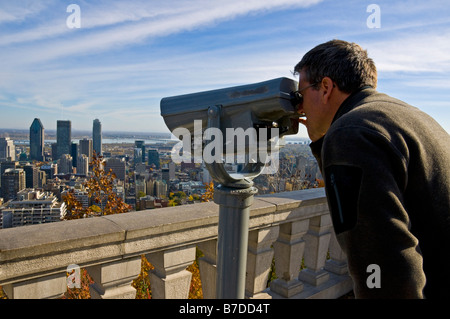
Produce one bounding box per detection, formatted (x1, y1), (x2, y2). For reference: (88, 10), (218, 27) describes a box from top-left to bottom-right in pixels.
(85, 152), (131, 216)
(62, 189), (86, 219)
(62, 152), (131, 298)
(62, 152), (131, 219)
(201, 181), (214, 202)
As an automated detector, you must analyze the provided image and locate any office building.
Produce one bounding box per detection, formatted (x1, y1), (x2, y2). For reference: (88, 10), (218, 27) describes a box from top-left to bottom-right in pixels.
(56, 120), (71, 160)
(77, 154), (89, 176)
(71, 142), (78, 168)
(0, 190), (65, 228)
(37, 170), (47, 188)
(134, 148), (142, 165)
(162, 162), (175, 184)
(1, 168), (26, 201)
(23, 164), (39, 189)
(59, 154), (73, 174)
(0, 137), (15, 162)
(148, 149), (160, 169)
(93, 119), (102, 156)
(135, 140), (145, 163)
(79, 138), (93, 163)
(135, 179), (146, 197)
(0, 160), (17, 190)
(104, 158), (126, 181)
(147, 179), (167, 198)
(41, 164), (58, 179)
(51, 143), (57, 161)
(29, 118), (44, 161)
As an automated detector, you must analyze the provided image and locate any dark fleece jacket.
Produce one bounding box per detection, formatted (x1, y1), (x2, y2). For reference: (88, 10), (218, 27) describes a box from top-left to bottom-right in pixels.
(310, 88), (450, 299)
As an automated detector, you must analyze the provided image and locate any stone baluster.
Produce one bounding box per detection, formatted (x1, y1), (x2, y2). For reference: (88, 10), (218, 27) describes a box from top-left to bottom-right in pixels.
(146, 246), (196, 299)
(269, 220), (309, 298)
(298, 215), (332, 286)
(3, 273), (67, 299)
(325, 230), (348, 275)
(197, 239), (218, 299)
(88, 257), (142, 299)
(245, 225), (280, 299)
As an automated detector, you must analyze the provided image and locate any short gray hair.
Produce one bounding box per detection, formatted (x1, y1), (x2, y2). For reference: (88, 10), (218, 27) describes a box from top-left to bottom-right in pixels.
(294, 40), (377, 93)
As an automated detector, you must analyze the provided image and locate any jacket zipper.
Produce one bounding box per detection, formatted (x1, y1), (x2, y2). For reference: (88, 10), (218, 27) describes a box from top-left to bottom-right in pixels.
(330, 173), (344, 224)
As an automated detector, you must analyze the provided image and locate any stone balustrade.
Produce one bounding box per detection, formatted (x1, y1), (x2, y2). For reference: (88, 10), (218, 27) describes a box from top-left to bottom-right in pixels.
(0, 188), (353, 299)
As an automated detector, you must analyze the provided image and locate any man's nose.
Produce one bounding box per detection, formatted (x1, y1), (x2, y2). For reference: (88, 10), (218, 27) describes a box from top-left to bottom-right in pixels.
(297, 104), (306, 117)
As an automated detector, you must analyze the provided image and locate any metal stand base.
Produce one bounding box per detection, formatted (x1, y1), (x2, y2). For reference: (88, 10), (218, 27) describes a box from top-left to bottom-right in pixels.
(214, 184), (258, 299)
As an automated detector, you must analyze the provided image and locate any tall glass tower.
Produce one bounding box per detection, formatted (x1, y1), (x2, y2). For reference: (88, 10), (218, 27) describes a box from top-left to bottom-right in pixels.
(56, 120), (71, 160)
(29, 118), (44, 161)
(93, 119), (102, 157)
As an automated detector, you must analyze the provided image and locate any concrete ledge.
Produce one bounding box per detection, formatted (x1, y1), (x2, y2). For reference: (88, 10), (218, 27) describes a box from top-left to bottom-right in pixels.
(0, 188), (329, 288)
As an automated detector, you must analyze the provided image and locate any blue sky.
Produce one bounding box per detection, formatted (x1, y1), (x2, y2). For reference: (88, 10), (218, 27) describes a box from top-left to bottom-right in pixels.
(0, 0), (449, 138)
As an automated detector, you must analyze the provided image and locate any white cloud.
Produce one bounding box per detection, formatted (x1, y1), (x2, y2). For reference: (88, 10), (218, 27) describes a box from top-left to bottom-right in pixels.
(0, 0), (322, 63)
(0, 1), (50, 24)
(363, 29), (450, 74)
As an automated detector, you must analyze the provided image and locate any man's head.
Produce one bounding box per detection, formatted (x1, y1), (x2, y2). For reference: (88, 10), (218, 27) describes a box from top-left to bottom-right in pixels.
(293, 40), (377, 142)
(294, 39), (377, 93)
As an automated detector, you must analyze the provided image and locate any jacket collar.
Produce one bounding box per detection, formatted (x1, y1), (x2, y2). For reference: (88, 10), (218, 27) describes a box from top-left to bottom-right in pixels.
(332, 86), (377, 124)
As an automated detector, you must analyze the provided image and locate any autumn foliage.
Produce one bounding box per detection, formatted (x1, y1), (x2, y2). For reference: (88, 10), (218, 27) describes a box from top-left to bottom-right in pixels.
(62, 152), (131, 219)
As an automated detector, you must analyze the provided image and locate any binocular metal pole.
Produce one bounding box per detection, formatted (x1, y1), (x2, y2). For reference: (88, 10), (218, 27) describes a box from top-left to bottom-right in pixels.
(214, 183), (258, 299)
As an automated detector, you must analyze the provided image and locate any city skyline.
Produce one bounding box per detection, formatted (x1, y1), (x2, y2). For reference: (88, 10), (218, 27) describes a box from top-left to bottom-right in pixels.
(0, 1), (449, 138)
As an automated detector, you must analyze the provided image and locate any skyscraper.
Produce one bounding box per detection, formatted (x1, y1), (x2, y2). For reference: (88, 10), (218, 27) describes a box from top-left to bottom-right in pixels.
(71, 142), (78, 168)
(93, 119), (102, 157)
(1, 168), (25, 201)
(148, 149), (160, 169)
(77, 154), (89, 176)
(135, 140), (145, 162)
(104, 158), (126, 181)
(56, 120), (71, 160)
(29, 118), (44, 162)
(58, 154), (73, 174)
(23, 164), (39, 188)
(0, 137), (15, 162)
(79, 138), (93, 163)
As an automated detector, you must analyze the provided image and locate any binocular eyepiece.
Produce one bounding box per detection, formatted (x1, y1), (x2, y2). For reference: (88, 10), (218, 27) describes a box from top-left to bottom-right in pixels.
(289, 91), (303, 108)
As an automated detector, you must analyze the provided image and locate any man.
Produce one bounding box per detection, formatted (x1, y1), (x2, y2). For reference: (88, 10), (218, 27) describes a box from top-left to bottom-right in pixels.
(294, 39), (450, 298)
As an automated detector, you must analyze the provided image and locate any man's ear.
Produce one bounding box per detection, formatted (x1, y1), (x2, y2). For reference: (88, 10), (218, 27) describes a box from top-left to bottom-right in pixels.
(320, 77), (334, 104)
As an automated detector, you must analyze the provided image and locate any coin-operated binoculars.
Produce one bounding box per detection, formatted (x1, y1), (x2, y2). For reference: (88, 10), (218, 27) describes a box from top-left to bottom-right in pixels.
(160, 77), (300, 298)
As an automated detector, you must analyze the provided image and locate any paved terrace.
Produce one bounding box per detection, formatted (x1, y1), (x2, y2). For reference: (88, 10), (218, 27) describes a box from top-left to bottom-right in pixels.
(0, 188), (353, 299)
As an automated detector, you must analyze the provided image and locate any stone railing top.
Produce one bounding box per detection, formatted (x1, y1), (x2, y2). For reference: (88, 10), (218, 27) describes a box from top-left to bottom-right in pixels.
(0, 188), (327, 285)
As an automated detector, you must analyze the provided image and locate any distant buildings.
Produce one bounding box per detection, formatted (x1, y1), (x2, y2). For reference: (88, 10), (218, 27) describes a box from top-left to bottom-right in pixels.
(0, 119), (221, 225)
(93, 119), (102, 156)
(29, 118), (44, 161)
(0, 189), (65, 228)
